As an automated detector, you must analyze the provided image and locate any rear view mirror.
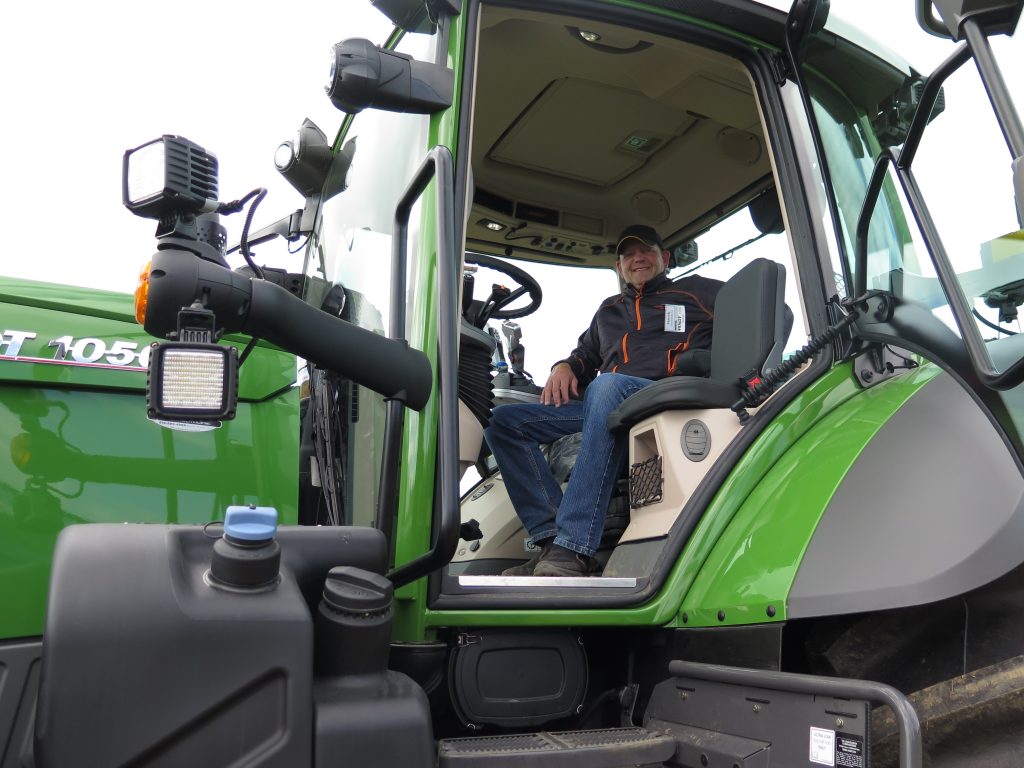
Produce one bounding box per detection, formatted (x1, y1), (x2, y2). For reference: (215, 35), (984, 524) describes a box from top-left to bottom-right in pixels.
(671, 242), (698, 269)
(750, 191), (785, 236)
(325, 38), (454, 115)
(916, 0), (1021, 39)
(371, 0), (458, 33)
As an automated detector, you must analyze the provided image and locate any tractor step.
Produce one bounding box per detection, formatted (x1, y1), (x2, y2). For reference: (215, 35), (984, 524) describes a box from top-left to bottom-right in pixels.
(437, 726), (676, 767)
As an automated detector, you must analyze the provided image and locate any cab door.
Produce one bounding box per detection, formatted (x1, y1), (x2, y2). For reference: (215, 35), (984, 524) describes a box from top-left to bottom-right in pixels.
(785, 0), (1024, 451)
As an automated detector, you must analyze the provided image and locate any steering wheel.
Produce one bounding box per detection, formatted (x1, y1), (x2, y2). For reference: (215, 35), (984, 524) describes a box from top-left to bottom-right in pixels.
(464, 253), (543, 320)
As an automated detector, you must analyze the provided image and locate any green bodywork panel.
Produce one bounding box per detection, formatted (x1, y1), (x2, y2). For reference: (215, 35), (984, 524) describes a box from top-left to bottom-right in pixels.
(678, 361), (942, 627)
(424, 361), (939, 631)
(0, 277), (300, 639)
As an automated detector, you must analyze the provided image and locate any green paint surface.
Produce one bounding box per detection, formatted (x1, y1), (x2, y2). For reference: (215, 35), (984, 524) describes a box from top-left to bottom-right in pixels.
(0, 280), (299, 638)
(679, 363), (941, 627)
(424, 363), (940, 632)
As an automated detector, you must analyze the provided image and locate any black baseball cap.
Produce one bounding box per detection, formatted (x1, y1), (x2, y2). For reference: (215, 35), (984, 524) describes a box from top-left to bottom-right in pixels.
(615, 224), (664, 256)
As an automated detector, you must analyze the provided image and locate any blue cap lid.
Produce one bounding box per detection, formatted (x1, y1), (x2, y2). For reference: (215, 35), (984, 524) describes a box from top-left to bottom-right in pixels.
(224, 505), (278, 542)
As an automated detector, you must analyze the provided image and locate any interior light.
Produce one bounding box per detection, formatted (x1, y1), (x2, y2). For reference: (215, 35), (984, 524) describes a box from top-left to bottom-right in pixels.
(578, 30), (602, 42)
(134, 261), (151, 325)
(478, 218), (507, 232)
(147, 342), (238, 422)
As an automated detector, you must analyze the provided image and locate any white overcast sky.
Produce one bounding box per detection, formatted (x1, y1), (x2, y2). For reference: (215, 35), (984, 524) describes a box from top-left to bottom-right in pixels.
(0, 1), (1020, 300)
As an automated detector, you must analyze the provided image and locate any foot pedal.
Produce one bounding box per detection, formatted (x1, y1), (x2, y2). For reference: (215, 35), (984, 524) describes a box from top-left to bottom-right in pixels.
(438, 727), (675, 767)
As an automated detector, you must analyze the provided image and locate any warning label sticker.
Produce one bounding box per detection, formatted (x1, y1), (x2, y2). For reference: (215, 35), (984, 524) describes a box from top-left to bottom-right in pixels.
(809, 727), (835, 766)
(836, 732), (865, 768)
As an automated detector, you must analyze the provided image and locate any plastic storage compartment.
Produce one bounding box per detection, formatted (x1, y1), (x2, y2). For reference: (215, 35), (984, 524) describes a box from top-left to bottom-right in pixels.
(34, 521), (387, 767)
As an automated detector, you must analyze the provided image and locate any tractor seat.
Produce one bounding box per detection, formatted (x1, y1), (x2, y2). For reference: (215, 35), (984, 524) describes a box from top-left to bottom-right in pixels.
(608, 258), (790, 433)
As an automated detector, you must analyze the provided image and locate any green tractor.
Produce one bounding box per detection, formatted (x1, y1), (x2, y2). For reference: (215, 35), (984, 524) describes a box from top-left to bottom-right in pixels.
(2, 0), (1024, 764)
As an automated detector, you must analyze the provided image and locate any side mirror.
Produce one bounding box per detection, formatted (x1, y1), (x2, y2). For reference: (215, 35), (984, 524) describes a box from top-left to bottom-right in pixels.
(325, 38), (453, 115)
(750, 191), (785, 236)
(670, 242), (698, 269)
(371, 0), (459, 33)
(916, 0), (1021, 39)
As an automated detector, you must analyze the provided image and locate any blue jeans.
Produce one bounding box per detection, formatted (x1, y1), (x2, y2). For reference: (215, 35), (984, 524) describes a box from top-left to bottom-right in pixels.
(484, 373), (653, 557)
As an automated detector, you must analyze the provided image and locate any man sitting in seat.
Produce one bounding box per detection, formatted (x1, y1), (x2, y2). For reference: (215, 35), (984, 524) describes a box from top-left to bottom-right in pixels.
(485, 225), (723, 577)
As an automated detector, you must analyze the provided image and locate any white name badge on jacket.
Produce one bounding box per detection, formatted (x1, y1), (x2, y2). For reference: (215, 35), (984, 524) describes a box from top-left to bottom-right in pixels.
(664, 305), (686, 332)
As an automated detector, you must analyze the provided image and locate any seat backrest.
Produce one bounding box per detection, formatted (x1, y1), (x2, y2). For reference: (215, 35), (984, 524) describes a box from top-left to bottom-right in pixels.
(709, 258), (788, 384)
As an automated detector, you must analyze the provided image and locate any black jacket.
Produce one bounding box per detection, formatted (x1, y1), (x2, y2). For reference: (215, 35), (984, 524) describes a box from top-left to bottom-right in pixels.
(558, 271), (723, 385)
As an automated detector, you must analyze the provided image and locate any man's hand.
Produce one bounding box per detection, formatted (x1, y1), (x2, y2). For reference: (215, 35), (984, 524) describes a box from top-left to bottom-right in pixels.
(541, 362), (579, 406)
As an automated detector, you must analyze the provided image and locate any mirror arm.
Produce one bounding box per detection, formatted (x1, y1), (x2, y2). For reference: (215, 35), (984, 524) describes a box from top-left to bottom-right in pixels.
(225, 196), (322, 256)
(961, 16), (1024, 226)
(896, 43), (971, 169)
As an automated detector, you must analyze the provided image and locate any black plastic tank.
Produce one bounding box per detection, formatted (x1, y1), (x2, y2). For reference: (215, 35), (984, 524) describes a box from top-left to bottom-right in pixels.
(34, 508), (388, 767)
(312, 566), (434, 768)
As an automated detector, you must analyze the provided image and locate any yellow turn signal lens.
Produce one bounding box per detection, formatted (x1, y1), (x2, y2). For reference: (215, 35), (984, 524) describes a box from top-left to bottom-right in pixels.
(134, 261), (151, 325)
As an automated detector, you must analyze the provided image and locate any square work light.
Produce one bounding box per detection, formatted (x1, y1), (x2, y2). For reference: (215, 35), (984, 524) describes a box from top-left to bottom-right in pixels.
(123, 136), (219, 220)
(147, 342), (238, 422)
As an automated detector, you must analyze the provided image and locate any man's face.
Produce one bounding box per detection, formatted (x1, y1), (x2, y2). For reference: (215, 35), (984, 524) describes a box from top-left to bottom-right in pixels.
(616, 240), (670, 289)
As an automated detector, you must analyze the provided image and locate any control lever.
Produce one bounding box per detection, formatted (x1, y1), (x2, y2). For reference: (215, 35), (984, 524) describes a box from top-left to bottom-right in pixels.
(477, 284), (511, 325)
(501, 320), (525, 376)
(487, 327), (507, 366)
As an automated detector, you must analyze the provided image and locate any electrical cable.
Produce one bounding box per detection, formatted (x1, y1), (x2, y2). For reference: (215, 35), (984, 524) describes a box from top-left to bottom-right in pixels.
(288, 234), (311, 254)
(731, 301), (862, 422)
(217, 188), (268, 279)
(882, 345), (920, 373)
(237, 337), (259, 367)
(972, 307), (1017, 335)
(676, 231), (767, 277)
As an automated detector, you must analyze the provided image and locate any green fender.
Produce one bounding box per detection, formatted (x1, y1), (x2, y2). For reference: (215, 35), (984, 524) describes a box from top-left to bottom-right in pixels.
(677, 361), (942, 628)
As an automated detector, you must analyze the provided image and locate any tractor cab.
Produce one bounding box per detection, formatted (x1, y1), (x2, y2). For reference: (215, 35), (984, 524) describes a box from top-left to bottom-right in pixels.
(303, 0), (1024, 609)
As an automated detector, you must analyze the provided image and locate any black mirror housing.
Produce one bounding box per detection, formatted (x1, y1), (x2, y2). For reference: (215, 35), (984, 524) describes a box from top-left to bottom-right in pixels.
(326, 38), (453, 115)
(918, 0), (1022, 39)
(371, 0), (459, 33)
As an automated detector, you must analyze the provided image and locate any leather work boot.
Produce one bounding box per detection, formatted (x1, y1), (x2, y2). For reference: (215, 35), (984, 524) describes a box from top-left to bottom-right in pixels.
(501, 541), (553, 576)
(532, 544), (600, 577)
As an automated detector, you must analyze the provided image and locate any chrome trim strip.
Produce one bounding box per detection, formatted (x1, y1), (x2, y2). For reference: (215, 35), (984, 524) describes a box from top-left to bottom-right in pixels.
(459, 575), (638, 588)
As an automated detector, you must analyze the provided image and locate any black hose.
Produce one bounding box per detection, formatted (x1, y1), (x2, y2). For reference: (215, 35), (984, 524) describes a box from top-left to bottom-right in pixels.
(731, 309), (860, 422)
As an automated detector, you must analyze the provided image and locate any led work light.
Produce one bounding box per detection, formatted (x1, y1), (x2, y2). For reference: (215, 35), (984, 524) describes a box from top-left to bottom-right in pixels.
(123, 136), (244, 427)
(147, 342), (238, 422)
(123, 136), (219, 220)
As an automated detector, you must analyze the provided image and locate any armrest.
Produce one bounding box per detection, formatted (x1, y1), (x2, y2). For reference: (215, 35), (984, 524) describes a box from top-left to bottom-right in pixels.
(672, 348), (711, 377)
(607, 377), (739, 433)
